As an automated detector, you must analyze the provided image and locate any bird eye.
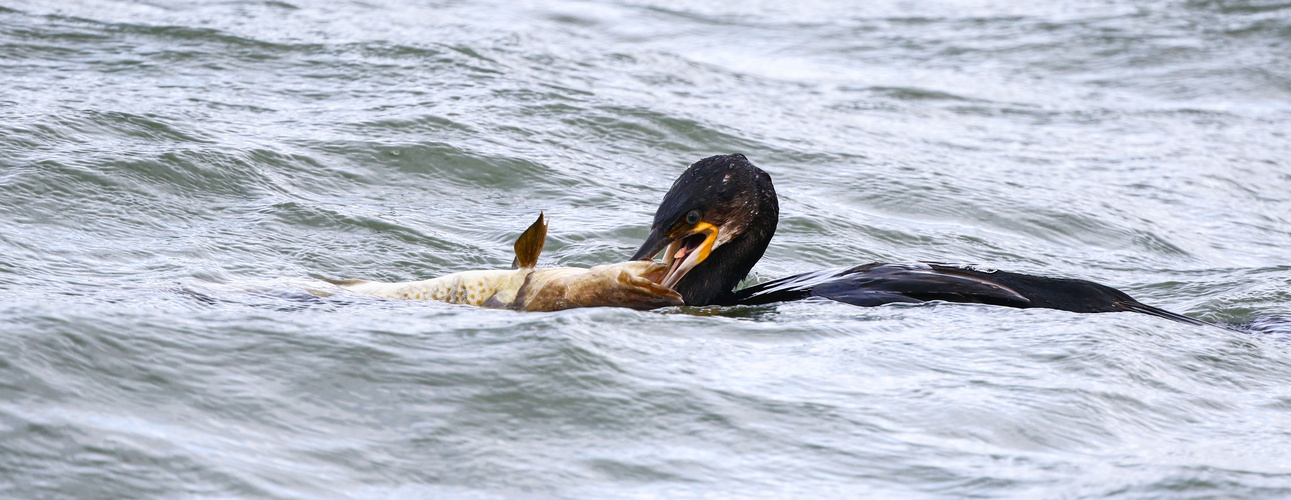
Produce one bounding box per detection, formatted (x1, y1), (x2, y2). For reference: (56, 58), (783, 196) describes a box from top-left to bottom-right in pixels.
(685, 210), (700, 225)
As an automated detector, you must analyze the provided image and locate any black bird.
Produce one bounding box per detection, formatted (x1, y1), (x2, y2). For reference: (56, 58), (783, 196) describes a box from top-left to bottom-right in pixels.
(631, 154), (1210, 326)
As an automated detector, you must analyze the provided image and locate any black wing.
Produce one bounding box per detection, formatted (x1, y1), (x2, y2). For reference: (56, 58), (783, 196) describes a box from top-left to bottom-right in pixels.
(729, 262), (1211, 326)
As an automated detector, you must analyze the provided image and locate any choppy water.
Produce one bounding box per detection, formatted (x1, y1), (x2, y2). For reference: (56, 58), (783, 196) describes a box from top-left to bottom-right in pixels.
(3, 0), (1291, 497)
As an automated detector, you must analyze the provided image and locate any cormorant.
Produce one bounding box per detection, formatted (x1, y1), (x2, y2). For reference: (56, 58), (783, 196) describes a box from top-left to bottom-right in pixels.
(631, 154), (1209, 326)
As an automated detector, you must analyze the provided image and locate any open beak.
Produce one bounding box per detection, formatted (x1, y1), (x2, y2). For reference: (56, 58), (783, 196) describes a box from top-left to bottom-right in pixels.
(631, 222), (719, 290)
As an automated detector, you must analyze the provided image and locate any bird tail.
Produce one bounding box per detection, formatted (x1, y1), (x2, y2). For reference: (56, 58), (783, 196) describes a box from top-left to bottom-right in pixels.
(1125, 302), (1235, 331)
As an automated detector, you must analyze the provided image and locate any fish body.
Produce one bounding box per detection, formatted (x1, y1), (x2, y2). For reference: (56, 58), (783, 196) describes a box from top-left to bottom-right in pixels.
(334, 269), (527, 305)
(332, 261), (682, 312)
(327, 213), (683, 311)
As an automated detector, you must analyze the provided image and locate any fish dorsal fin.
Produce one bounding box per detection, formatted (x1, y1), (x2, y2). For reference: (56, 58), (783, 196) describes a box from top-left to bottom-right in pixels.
(511, 211), (547, 269)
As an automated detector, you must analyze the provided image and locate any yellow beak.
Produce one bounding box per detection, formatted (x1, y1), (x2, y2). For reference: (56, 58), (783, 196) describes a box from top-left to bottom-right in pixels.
(661, 221), (719, 289)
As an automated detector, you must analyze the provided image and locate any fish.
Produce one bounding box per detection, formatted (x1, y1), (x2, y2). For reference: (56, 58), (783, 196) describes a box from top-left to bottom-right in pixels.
(322, 213), (684, 312)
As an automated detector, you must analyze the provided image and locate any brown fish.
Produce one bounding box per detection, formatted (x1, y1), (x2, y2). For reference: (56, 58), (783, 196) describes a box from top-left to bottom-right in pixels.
(324, 213), (684, 312)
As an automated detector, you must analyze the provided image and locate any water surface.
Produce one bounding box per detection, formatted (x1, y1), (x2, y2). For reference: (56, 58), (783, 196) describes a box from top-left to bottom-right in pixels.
(2, 0), (1290, 498)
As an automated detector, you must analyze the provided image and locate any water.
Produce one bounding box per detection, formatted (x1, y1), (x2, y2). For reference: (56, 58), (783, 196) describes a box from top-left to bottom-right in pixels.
(2, 0), (1290, 497)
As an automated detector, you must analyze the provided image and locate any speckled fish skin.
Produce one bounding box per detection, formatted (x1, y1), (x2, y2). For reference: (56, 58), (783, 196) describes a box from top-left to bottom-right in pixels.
(334, 261), (683, 312)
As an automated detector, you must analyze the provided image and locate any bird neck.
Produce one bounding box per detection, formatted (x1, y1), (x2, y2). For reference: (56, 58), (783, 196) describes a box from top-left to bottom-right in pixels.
(677, 212), (776, 306)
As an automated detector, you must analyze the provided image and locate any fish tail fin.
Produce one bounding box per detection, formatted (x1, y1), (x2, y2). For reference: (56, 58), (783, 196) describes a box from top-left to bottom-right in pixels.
(512, 211), (547, 269)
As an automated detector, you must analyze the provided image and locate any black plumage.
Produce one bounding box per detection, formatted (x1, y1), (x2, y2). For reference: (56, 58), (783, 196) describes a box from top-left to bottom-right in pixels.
(633, 154), (1211, 327)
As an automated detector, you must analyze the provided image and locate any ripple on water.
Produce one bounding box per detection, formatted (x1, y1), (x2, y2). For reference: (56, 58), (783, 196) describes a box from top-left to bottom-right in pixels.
(2, 0), (1290, 498)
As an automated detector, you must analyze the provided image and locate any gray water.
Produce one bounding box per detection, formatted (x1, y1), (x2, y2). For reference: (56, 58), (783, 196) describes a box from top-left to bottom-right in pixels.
(3, 0), (1291, 498)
